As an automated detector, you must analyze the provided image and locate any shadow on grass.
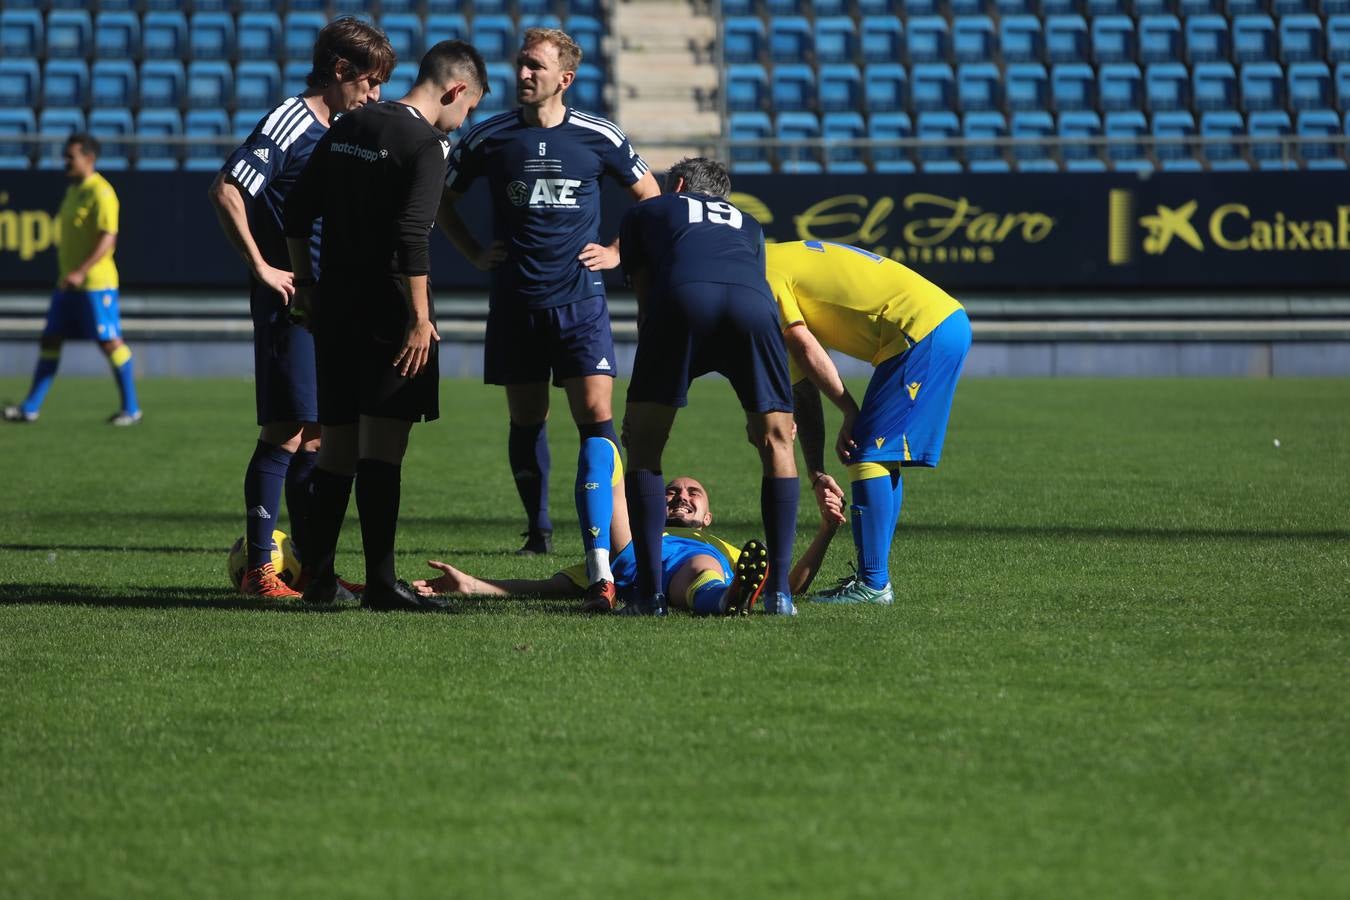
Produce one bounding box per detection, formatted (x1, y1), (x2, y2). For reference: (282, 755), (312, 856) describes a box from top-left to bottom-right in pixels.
(0, 583), (346, 613)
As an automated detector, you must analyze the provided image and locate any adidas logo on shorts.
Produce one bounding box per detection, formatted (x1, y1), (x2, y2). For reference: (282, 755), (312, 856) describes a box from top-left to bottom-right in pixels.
(595, 358), (612, 372)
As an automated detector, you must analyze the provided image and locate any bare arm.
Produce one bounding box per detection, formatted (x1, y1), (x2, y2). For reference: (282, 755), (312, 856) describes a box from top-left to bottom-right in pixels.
(784, 323), (863, 464)
(413, 561), (580, 598)
(788, 489), (845, 595)
(437, 187), (506, 271)
(208, 173), (294, 303)
(59, 232), (117, 290)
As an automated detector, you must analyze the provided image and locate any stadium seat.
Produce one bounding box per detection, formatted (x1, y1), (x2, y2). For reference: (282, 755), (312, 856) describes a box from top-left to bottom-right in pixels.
(36, 108), (84, 169)
(1153, 109), (1202, 170)
(1225, 0), (1265, 13)
(861, 17), (904, 64)
(187, 60), (232, 110)
(858, 0), (904, 12)
(565, 16), (606, 62)
(952, 0), (985, 14)
(1006, 63), (1049, 111)
(997, 0), (1037, 12)
(1139, 16), (1182, 65)
(1060, 110), (1106, 170)
(0, 10), (42, 61)
(1011, 110), (1058, 171)
(766, 0), (810, 13)
(282, 61), (308, 98)
(1325, 0), (1350, 13)
(425, 15), (469, 46)
(140, 60), (186, 109)
(571, 65), (605, 114)
(1100, 63), (1143, 111)
(777, 111), (822, 173)
(0, 60), (39, 110)
(1042, 0), (1086, 14)
(965, 110), (1010, 172)
(380, 0), (419, 12)
(1045, 15), (1089, 64)
(1193, 61), (1237, 111)
(92, 60), (136, 109)
(516, 15), (563, 46)
(1105, 110), (1151, 170)
(1241, 61), (1285, 110)
(1093, 16), (1136, 64)
(1339, 63), (1350, 107)
(232, 108), (265, 139)
(727, 64), (768, 112)
(1329, 16), (1350, 63)
(953, 17), (995, 64)
(143, 11), (188, 60)
(188, 12), (233, 61)
(900, 0), (939, 12)
(239, 0), (280, 9)
(465, 0), (509, 14)
(184, 109), (230, 172)
(1232, 16), (1276, 64)
(0, 109), (36, 169)
(143, 0), (190, 8)
(42, 60), (89, 109)
(1288, 62), (1332, 110)
(958, 63), (1002, 111)
(1200, 110), (1250, 169)
(1134, 0), (1176, 13)
(1272, 0), (1315, 12)
(1000, 16), (1043, 64)
(477, 62), (511, 113)
(1146, 62), (1191, 111)
(1051, 63), (1096, 111)
(1280, 15), (1323, 64)
(1297, 109), (1348, 168)
(284, 13), (326, 62)
(868, 111), (916, 173)
(236, 61), (281, 111)
(1087, 0), (1129, 13)
(769, 18), (813, 64)
(812, 0), (852, 14)
(1180, 0), (1223, 13)
(237, 13), (281, 61)
(135, 109), (182, 171)
(724, 17), (765, 64)
(381, 14), (423, 62)
(382, 64), (417, 103)
(863, 62), (908, 112)
(912, 63), (955, 112)
(907, 17), (950, 64)
(518, 0), (556, 13)
(88, 108), (133, 170)
(771, 64), (815, 112)
(728, 111), (773, 173)
(822, 111), (867, 173)
(917, 111), (962, 173)
(819, 64), (862, 113)
(815, 17), (858, 65)
(46, 10), (91, 59)
(1186, 16), (1229, 65)
(471, 15), (516, 62)
(1249, 110), (1295, 169)
(720, 0), (756, 12)
(332, 0), (374, 22)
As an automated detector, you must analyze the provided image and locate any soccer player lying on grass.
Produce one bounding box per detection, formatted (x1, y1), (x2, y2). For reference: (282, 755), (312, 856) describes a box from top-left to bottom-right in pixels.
(412, 438), (844, 615)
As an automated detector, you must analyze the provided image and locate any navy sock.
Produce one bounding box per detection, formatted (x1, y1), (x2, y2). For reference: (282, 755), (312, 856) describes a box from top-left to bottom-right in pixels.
(304, 467), (354, 584)
(243, 441), (293, 568)
(509, 421), (551, 533)
(577, 418), (619, 447)
(761, 476), (800, 598)
(355, 458), (402, 595)
(285, 448), (319, 565)
(624, 469), (667, 603)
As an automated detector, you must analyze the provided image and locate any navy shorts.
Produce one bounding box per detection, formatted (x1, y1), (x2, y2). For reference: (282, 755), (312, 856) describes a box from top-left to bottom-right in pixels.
(314, 277), (440, 426)
(627, 281), (793, 413)
(484, 294), (616, 386)
(43, 288), (122, 341)
(251, 283), (318, 426)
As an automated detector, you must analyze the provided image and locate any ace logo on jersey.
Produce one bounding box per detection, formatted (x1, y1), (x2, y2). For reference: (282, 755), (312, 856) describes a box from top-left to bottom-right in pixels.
(507, 178), (583, 209)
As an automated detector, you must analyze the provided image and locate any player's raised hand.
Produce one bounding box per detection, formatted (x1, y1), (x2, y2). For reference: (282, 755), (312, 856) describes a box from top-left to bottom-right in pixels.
(578, 242), (620, 271)
(394, 317), (441, 378)
(812, 473), (847, 526)
(473, 241), (508, 271)
(414, 560), (472, 596)
(254, 263), (295, 304)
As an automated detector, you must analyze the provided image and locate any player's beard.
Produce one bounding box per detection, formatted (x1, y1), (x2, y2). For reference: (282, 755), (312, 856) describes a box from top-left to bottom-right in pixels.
(665, 513), (702, 528)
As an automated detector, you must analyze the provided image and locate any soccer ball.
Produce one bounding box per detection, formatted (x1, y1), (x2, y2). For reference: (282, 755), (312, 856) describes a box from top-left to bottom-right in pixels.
(227, 529), (302, 589)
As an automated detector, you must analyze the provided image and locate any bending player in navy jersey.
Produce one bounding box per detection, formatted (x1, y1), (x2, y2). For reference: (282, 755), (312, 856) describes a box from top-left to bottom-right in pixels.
(618, 157), (800, 616)
(283, 41), (487, 612)
(438, 27), (660, 575)
(208, 18), (394, 599)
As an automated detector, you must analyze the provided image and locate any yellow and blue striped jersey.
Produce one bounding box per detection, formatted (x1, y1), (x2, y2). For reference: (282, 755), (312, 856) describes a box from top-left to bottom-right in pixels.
(57, 172), (119, 291)
(765, 241), (962, 369)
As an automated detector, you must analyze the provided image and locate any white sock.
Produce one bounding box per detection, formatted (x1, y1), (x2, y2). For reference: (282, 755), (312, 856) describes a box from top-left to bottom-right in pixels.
(585, 548), (612, 584)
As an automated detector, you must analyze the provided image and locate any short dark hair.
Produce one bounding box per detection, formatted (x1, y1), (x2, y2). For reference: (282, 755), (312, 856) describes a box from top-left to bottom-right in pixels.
(667, 157), (732, 198)
(66, 133), (100, 158)
(416, 40), (490, 96)
(306, 17), (396, 90)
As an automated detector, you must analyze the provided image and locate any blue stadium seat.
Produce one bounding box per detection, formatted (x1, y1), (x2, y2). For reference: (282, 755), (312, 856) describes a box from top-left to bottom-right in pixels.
(1092, 16), (1136, 64)
(1280, 15), (1323, 64)
(1225, 0), (1265, 13)
(1051, 63), (1095, 110)
(465, 0), (509, 13)
(1241, 61), (1285, 110)
(571, 64), (605, 113)
(1288, 61), (1332, 109)
(1193, 61), (1237, 111)
(46, 10), (91, 58)
(233, 108), (266, 140)
(282, 61), (308, 98)
(381, 14), (423, 62)
(1296, 109), (1347, 168)
(1139, 15), (1182, 65)
(868, 111), (916, 173)
(863, 63), (908, 112)
(188, 12), (233, 61)
(380, 0), (419, 12)
(777, 111), (822, 173)
(1201, 110), (1250, 169)
(1105, 110), (1151, 170)
(143, 11), (188, 60)
(332, 0), (374, 21)
(136, 109), (182, 171)
(36, 108), (84, 169)
(1153, 109), (1202, 170)
(1100, 63), (1143, 110)
(566, 16), (606, 62)
(912, 63), (955, 111)
(859, 0), (903, 12)
(382, 63), (417, 102)
(819, 64), (862, 112)
(771, 64), (816, 112)
(1146, 62), (1190, 110)
(187, 60), (232, 109)
(812, 0), (853, 14)
(1006, 63), (1049, 111)
(907, 17), (950, 64)
(1249, 110), (1295, 168)
(1135, 0), (1177, 14)
(516, 15), (563, 46)
(42, 60), (88, 109)
(728, 111), (773, 174)
(997, 0), (1037, 12)
(92, 60), (136, 109)
(1000, 16), (1043, 64)
(238, 13), (281, 61)
(1011, 110), (1058, 171)
(1180, 0), (1223, 12)
(765, 0), (810, 13)
(720, 0), (757, 12)
(88, 108), (133, 170)
(958, 63), (1002, 111)
(952, 0), (985, 14)
(0, 10), (42, 61)
(0, 109), (36, 170)
(725, 18), (765, 64)
(1087, 0), (1130, 13)
(139, 60), (185, 109)
(1045, 15), (1089, 64)
(236, 61), (281, 111)
(471, 15), (516, 62)
(769, 17), (813, 64)
(822, 111), (867, 173)
(1329, 16), (1350, 63)
(727, 64), (768, 112)
(815, 17), (858, 64)
(900, 0), (939, 12)
(965, 111), (1011, 171)
(240, 0), (282, 9)
(0, 60), (40, 109)
(1186, 16), (1229, 64)
(1324, 0), (1350, 13)
(426, 15), (470, 46)
(953, 17), (995, 64)
(284, 13), (326, 62)
(917, 110), (962, 173)
(144, 0), (189, 9)
(861, 17), (904, 64)
(1232, 15), (1276, 64)
(184, 109), (229, 172)
(1042, 0), (1086, 14)
(518, 0), (556, 14)
(1271, 0), (1315, 12)
(1339, 63), (1350, 107)
(1060, 110), (1106, 170)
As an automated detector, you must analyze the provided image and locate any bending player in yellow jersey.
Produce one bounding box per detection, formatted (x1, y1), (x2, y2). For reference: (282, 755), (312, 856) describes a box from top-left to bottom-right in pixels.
(765, 241), (973, 605)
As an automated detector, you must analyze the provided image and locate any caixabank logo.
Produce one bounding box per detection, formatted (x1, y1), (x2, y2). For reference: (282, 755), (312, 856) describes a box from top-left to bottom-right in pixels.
(1108, 189), (1350, 265)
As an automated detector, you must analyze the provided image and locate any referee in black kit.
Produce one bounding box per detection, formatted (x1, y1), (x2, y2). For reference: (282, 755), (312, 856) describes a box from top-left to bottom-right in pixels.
(284, 40), (488, 611)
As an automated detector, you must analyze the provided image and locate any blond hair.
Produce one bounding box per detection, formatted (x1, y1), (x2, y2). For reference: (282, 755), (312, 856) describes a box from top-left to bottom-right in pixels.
(521, 28), (583, 72)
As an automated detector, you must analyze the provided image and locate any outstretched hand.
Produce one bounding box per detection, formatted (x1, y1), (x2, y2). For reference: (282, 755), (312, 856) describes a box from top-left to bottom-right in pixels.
(412, 560), (468, 596)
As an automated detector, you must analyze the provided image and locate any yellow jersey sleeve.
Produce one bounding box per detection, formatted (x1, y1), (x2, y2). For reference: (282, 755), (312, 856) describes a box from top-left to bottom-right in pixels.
(93, 178), (119, 235)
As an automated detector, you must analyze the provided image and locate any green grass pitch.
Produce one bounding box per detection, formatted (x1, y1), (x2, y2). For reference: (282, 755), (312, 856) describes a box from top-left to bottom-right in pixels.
(1, 375), (1347, 898)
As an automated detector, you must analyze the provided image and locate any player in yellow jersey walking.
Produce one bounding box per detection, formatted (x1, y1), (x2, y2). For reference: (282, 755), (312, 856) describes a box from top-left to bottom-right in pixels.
(765, 241), (972, 605)
(5, 134), (140, 425)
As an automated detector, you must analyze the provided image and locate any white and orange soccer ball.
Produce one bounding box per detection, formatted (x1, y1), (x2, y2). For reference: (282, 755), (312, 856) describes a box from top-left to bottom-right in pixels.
(227, 529), (302, 589)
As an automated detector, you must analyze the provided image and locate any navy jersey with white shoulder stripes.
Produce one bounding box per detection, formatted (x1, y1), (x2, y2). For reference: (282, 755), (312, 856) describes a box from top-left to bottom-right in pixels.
(445, 107), (650, 310)
(221, 96), (328, 275)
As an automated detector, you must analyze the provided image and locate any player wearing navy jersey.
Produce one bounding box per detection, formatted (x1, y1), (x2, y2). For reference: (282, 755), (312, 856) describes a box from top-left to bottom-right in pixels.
(618, 158), (799, 616)
(284, 40), (487, 612)
(438, 27), (660, 572)
(208, 18), (393, 598)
